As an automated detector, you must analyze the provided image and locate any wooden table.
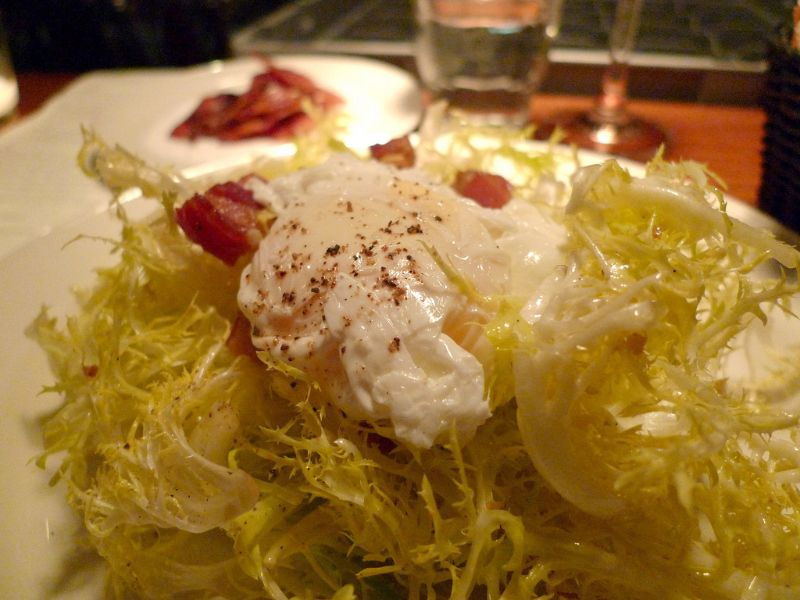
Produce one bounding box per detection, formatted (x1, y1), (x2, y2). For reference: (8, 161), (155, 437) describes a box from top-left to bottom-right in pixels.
(531, 95), (765, 207)
(13, 72), (766, 206)
(15, 73), (76, 117)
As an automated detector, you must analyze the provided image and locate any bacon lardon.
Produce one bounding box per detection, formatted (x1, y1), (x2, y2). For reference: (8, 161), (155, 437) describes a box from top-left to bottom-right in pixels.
(369, 135), (416, 168)
(452, 169), (513, 208)
(175, 178), (268, 266)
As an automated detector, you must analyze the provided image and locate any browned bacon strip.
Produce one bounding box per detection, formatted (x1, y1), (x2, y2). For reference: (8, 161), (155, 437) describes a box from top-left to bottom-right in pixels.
(175, 178), (268, 266)
(452, 170), (513, 208)
(171, 94), (237, 139)
(171, 64), (343, 142)
(267, 66), (343, 110)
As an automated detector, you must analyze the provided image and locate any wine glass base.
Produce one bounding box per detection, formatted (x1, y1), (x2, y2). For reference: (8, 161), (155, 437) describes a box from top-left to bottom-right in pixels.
(536, 112), (668, 162)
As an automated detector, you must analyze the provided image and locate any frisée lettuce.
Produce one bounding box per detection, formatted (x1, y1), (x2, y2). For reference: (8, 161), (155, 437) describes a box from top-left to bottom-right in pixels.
(29, 122), (800, 599)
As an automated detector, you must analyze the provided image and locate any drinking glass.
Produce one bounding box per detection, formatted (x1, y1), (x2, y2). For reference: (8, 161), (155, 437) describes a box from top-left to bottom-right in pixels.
(551, 0), (665, 159)
(414, 0), (563, 126)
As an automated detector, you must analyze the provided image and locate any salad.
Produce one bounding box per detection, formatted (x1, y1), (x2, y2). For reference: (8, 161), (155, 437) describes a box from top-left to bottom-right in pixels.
(30, 114), (800, 599)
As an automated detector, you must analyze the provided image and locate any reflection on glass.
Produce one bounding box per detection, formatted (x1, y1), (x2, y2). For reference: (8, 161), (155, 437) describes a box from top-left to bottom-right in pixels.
(414, 0), (562, 126)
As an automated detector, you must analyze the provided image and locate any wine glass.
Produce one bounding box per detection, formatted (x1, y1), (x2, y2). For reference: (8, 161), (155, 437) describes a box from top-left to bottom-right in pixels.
(547, 0), (666, 160)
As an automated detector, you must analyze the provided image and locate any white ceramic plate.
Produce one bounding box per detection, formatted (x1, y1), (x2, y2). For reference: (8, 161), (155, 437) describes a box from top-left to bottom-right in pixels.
(0, 209), (122, 599)
(0, 147), (796, 599)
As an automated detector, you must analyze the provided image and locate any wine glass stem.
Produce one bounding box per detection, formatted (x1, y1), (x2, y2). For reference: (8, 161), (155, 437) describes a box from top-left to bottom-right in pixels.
(590, 0), (643, 126)
(593, 61), (629, 124)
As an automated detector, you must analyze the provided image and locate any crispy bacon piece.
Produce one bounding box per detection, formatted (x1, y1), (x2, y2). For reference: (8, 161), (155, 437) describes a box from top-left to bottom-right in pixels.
(175, 178), (268, 266)
(82, 364), (99, 378)
(369, 135), (416, 168)
(267, 66), (343, 109)
(171, 63), (343, 142)
(452, 169), (513, 208)
(171, 94), (237, 139)
(226, 312), (259, 360)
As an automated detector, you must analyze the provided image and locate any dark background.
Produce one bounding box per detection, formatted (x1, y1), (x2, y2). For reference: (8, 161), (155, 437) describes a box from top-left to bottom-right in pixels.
(0, 0), (288, 72)
(1, 0), (796, 107)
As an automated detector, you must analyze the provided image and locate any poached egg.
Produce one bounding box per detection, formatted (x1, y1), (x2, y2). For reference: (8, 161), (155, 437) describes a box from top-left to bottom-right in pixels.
(238, 154), (565, 448)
